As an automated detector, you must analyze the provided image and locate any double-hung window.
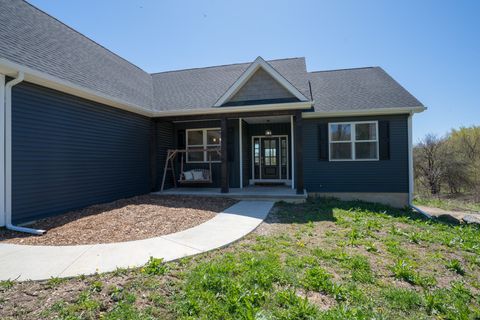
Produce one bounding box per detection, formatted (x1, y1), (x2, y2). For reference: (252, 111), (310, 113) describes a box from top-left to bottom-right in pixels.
(186, 128), (221, 163)
(329, 121), (378, 161)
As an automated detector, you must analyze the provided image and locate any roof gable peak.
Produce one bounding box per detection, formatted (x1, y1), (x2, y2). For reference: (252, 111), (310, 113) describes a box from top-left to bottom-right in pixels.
(213, 56), (308, 107)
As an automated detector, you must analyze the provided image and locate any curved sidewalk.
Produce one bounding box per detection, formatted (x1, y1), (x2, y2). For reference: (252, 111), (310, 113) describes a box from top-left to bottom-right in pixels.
(0, 200), (273, 281)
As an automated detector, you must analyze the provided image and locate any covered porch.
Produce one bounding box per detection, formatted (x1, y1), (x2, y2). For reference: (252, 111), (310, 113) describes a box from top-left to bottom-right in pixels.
(154, 185), (307, 202)
(153, 108), (306, 196)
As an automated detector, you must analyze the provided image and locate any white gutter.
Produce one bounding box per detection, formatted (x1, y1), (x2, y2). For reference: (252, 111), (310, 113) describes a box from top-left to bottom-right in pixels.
(4, 72), (45, 234)
(155, 101), (313, 117)
(302, 106), (426, 118)
(406, 111), (431, 219)
(0, 58), (154, 117)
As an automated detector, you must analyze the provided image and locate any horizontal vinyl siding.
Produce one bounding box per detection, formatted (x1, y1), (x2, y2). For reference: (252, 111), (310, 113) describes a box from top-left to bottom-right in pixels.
(156, 121), (174, 190)
(12, 82), (151, 223)
(303, 115), (408, 193)
(229, 68), (296, 103)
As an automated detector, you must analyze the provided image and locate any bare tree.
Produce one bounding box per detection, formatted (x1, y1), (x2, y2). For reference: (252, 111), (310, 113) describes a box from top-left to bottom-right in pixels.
(414, 134), (446, 195)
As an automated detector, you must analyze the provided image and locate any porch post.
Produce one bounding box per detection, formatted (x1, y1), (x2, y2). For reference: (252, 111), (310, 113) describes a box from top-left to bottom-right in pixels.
(294, 111), (304, 195)
(150, 120), (158, 191)
(239, 118), (243, 189)
(220, 117), (229, 193)
(290, 115), (295, 190)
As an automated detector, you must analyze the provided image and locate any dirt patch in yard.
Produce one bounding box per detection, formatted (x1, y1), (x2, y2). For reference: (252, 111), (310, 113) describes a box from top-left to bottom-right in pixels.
(0, 195), (237, 246)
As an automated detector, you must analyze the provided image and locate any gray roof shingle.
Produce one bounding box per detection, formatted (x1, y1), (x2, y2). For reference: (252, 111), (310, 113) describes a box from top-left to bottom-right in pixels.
(0, 0), (154, 109)
(0, 1), (423, 115)
(309, 67), (423, 112)
(151, 57), (310, 111)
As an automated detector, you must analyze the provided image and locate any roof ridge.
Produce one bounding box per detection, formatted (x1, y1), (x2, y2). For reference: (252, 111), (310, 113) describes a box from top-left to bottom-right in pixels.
(150, 57), (305, 75)
(310, 66), (377, 73)
(23, 0), (148, 75)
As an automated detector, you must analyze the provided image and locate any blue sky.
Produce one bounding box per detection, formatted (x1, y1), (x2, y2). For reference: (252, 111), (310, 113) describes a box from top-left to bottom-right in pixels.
(29, 0), (479, 142)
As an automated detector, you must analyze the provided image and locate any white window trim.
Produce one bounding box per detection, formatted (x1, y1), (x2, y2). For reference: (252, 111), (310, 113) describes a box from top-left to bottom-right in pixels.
(186, 128), (221, 163)
(328, 121), (379, 161)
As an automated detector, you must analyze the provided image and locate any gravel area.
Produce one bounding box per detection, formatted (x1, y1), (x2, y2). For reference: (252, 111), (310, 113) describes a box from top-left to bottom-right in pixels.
(0, 195), (237, 246)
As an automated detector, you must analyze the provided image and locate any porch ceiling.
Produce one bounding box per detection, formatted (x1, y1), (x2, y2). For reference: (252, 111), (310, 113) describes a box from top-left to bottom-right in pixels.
(243, 115), (291, 124)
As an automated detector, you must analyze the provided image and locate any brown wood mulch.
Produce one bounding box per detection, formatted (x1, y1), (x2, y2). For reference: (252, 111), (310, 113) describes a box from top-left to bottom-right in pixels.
(0, 195), (237, 246)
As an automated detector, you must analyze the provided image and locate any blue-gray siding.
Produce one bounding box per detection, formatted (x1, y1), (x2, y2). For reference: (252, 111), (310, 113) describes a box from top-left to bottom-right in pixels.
(303, 115), (409, 193)
(156, 121), (174, 190)
(12, 82), (152, 223)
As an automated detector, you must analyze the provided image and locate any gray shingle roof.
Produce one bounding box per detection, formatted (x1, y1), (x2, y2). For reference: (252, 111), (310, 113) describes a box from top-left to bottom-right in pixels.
(309, 67), (423, 112)
(0, 1), (423, 115)
(151, 57), (310, 111)
(0, 0), (153, 109)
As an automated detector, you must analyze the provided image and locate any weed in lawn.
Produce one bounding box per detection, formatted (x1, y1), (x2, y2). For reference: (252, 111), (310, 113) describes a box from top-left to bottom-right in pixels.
(383, 287), (423, 311)
(408, 231), (421, 244)
(46, 277), (66, 289)
(0, 279), (15, 290)
(446, 259), (466, 275)
(273, 289), (320, 319)
(141, 257), (169, 276)
(384, 239), (408, 257)
(173, 252), (288, 318)
(342, 255), (375, 283)
(301, 266), (353, 302)
(347, 228), (364, 246)
(51, 290), (103, 318)
(112, 266), (130, 276)
(302, 266), (334, 294)
(90, 280), (103, 292)
(364, 241), (379, 253)
(148, 292), (166, 307)
(391, 259), (437, 287)
(424, 281), (479, 318)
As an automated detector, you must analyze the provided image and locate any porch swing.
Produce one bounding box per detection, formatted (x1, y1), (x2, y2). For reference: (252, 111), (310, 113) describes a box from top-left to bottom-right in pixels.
(160, 147), (221, 191)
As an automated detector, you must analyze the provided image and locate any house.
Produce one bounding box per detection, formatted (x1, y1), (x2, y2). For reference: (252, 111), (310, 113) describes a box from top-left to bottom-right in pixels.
(0, 1), (425, 230)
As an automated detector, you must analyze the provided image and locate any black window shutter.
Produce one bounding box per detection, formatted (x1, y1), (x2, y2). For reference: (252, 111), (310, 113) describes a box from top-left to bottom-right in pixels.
(318, 123), (329, 161)
(177, 130), (185, 149)
(379, 121), (390, 160)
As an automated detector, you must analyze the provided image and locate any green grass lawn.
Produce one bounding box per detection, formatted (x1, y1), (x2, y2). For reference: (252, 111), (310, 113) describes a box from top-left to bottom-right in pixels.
(1, 198), (480, 319)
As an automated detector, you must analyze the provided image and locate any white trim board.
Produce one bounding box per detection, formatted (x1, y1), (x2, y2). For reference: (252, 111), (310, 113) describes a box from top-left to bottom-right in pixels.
(213, 56), (309, 107)
(302, 106), (426, 118)
(0, 74), (5, 226)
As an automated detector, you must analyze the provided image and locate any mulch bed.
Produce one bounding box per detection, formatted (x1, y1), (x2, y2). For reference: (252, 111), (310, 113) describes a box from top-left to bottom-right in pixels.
(0, 195), (237, 246)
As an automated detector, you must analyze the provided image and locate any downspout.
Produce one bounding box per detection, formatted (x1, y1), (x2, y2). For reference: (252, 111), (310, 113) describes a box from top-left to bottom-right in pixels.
(406, 111), (431, 219)
(4, 72), (45, 234)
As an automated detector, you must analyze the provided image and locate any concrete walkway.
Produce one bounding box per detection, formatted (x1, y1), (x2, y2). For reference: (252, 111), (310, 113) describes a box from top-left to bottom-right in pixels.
(0, 200), (273, 281)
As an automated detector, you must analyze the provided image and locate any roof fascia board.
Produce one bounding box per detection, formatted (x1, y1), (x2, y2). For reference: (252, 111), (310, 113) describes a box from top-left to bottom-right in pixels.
(213, 56), (309, 107)
(302, 106), (427, 118)
(155, 101), (313, 117)
(0, 58), (154, 117)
